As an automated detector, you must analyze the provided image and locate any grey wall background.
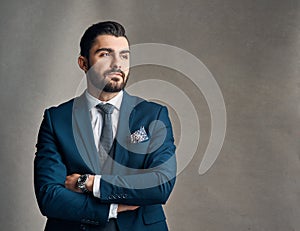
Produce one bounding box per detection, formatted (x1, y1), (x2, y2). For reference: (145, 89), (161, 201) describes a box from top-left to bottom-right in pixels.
(0, 0), (299, 230)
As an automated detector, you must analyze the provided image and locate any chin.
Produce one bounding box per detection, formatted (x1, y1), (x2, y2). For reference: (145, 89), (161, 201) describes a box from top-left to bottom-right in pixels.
(102, 75), (128, 93)
(103, 88), (122, 93)
(103, 83), (125, 93)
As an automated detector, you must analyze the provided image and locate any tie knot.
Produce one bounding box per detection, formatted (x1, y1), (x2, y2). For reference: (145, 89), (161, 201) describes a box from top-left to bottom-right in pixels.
(96, 103), (115, 114)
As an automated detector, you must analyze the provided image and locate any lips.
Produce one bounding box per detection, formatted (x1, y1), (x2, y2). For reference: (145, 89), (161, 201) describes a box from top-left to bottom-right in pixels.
(105, 73), (122, 82)
(107, 72), (123, 77)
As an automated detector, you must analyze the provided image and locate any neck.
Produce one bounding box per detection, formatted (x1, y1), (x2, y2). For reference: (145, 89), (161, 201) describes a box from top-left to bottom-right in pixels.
(98, 91), (119, 101)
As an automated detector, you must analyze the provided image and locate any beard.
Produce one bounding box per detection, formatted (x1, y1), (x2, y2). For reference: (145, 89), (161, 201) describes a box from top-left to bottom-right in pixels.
(87, 63), (129, 93)
(103, 74), (129, 92)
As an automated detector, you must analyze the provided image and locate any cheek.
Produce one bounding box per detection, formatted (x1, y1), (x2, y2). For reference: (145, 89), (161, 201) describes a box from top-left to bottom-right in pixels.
(91, 59), (111, 73)
(122, 60), (130, 71)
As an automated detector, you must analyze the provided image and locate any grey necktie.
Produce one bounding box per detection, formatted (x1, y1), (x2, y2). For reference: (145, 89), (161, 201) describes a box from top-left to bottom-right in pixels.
(96, 103), (115, 156)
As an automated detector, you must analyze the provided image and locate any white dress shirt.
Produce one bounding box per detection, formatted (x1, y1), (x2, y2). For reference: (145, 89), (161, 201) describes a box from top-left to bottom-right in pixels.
(85, 90), (123, 219)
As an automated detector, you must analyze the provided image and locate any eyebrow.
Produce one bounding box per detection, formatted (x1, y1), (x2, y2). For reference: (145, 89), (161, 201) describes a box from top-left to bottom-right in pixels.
(94, 48), (130, 55)
(120, 50), (130, 54)
(94, 48), (113, 54)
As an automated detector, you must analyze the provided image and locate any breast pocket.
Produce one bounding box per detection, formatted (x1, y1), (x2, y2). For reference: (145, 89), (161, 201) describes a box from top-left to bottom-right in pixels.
(127, 140), (150, 155)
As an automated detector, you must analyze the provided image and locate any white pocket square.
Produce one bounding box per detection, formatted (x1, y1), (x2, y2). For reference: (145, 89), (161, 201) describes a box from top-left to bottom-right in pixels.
(130, 127), (149, 143)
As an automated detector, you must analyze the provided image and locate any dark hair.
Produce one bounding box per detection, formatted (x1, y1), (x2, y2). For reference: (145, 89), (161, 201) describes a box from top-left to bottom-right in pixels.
(80, 21), (128, 58)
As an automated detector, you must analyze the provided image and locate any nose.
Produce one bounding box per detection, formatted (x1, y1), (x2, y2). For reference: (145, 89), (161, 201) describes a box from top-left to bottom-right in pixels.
(110, 54), (122, 70)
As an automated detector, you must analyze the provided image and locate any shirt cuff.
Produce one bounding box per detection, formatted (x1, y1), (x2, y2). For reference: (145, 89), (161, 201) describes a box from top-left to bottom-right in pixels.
(108, 204), (118, 219)
(93, 175), (101, 198)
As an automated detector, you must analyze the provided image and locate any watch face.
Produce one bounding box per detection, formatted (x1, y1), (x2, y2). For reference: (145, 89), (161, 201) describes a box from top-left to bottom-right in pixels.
(77, 174), (89, 191)
(78, 175), (88, 184)
(76, 174), (90, 193)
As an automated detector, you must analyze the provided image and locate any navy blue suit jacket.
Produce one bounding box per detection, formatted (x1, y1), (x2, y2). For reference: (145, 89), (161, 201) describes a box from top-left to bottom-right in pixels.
(34, 91), (176, 231)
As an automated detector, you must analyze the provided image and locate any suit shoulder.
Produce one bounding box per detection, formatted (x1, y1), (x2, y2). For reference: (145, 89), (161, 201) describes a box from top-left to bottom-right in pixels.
(138, 100), (165, 111)
(128, 94), (165, 111)
(46, 98), (74, 114)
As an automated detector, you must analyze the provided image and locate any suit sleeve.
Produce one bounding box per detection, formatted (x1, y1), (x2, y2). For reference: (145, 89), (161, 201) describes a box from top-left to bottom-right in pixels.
(99, 106), (177, 205)
(34, 109), (110, 226)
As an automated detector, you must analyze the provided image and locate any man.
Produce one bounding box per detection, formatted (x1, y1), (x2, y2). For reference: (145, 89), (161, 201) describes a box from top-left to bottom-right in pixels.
(34, 21), (176, 231)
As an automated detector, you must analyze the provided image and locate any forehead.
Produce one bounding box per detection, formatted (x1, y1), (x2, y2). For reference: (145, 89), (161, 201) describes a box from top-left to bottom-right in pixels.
(91, 35), (129, 51)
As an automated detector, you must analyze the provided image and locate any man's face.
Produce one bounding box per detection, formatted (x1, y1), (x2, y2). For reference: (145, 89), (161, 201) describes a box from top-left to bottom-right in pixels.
(86, 35), (130, 93)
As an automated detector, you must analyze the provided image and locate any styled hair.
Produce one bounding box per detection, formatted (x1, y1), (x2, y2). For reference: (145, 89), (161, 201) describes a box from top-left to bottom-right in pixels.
(80, 21), (128, 58)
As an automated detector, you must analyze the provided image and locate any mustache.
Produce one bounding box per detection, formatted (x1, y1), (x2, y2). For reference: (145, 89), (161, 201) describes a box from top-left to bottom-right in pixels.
(103, 68), (125, 79)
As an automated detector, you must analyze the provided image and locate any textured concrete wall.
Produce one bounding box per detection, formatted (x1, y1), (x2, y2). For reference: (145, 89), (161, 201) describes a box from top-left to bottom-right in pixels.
(0, 0), (299, 230)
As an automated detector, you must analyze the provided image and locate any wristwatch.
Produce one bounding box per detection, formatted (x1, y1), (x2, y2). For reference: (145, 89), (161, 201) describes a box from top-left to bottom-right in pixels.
(76, 174), (90, 193)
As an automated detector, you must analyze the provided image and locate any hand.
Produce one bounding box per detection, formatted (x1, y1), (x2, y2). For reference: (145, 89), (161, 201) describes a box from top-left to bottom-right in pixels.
(65, 173), (81, 193)
(117, 204), (140, 213)
(65, 174), (95, 193)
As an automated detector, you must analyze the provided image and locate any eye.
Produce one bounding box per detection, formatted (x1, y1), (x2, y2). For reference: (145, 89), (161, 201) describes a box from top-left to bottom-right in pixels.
(99, 52), (110, 57)
(120, 53), (129, 60)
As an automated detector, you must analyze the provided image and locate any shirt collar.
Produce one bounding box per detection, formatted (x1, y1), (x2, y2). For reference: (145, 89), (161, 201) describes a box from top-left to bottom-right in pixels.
(85, 90), (123, 111)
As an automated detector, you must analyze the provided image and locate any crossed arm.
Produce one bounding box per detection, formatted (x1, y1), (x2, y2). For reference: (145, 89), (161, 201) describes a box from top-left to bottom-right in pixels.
(64, 174), (139, 213)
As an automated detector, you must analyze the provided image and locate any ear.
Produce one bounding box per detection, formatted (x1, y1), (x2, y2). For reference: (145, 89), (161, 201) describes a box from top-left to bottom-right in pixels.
(78, 56), (89, 72)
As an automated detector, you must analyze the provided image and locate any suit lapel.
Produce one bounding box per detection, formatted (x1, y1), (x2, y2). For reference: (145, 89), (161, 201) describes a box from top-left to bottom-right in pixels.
(72, 93), (101, 174)
(114, 91), (141, 164)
